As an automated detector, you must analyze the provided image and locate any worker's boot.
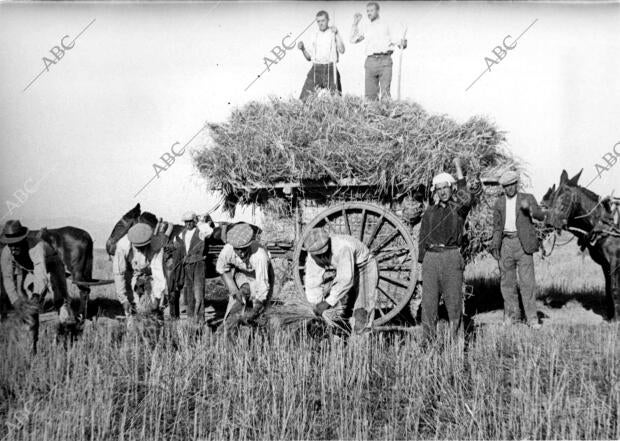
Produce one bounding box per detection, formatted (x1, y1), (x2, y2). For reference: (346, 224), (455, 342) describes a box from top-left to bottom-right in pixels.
(352, 308), (368, 334)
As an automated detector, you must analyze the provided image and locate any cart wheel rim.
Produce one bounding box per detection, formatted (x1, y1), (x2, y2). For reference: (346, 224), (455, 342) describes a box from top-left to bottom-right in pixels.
(293, 202), (419, 326)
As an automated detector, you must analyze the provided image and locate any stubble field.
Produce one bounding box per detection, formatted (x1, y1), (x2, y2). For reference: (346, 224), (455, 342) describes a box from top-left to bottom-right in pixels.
(0, 236), (618, 440)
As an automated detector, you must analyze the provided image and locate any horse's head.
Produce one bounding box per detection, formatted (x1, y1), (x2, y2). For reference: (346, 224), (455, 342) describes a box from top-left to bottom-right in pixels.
(37, 227), (55, 246)
(545, 169), (589, 230)
(106, 203), (141, 256)
(540, 184), (556, 210)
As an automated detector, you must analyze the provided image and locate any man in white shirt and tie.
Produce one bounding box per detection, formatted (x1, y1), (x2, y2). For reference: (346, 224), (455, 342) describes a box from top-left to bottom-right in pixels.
(298, 10), (345, 100)
(350, 2), (407, 100)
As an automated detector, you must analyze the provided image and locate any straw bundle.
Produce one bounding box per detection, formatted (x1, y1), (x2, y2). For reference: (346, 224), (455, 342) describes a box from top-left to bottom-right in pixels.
(0, 299), (39, 350)
(265, 296), (346, 333)
(194, 94), (525, 259)
(195, 94), (519, 204)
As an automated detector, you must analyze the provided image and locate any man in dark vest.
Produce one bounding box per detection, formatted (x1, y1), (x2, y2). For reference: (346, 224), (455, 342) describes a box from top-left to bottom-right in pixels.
(175, 211), (208, 324)
(418, 159), (474, 344)
(490, 170), (547, 328)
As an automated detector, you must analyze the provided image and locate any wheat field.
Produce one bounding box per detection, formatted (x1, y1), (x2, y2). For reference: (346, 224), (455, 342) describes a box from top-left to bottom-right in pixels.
(1, 238), (619, 440)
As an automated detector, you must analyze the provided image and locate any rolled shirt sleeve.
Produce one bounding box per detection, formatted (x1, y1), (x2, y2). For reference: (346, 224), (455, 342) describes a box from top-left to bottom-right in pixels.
(1, 246), (20, 304)
(150, 249), (166, 301)
(325, 246), (356, 306)
(304, 255), (326, 305)
(350, 23), (364, 44)
(216, 244), (236, 274)
(112, 238), (130, 303)
(249, 249), (271, 302)
(30, 242), (50, 296)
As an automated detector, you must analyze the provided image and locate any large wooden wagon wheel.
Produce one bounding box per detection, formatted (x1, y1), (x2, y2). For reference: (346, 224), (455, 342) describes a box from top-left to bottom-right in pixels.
(293, 202), (419, 326)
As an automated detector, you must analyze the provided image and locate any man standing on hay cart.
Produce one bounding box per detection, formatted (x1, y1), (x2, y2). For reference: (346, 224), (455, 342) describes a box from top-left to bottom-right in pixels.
(303, 228), (378, 334)
(298, 10), (345, 100)
(350, 2), (407, 100)
(418, 158), (475, 344)
(217, 223), (274, 329)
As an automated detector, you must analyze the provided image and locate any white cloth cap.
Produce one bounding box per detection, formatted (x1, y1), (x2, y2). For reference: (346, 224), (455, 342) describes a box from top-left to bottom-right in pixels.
(431, 172), (456, 191)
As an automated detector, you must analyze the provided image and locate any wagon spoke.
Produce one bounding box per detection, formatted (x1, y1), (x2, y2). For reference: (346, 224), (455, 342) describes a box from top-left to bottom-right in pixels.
(376, 304), (387, 317)
(379, 274), (409, 289)
(342, 208), (351, 235)
(324, 215), (334, 232)
(364, 213), (385, 247)
(371, 229), (400, 254)
(378, 264), (412, 271)
(376, 247), (409, 262)
(377, 286), (398, 305)
(358, 209), (367, 242)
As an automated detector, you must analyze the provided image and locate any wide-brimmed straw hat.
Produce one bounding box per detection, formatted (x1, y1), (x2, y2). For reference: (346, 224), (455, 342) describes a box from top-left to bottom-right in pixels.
(227, 223), (255, 249)
(0, 220), (29, 244)
(127, 223), (153, 247)
(304, 228), (331, 255)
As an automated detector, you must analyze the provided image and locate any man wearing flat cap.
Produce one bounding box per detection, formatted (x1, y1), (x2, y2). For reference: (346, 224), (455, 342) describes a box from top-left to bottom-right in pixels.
(491, 170), (546, 328)
(112, 222), (166, 321)
(1, 219), (75, 352)
(173, 211), (209, 324)
(418, 158), (474, 343)
(216, 222), (273, 327)
(303, 228), (378, 333)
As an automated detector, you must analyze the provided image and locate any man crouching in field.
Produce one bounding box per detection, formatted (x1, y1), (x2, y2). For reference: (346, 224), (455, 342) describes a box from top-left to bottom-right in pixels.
(1, 220), (76, 354)
(217, 223), (274, 329)
(113, 222), (166, 324)
(418, 158), (473, 344)
(490, 170), (547, 329)
(303, 229), (378, 334)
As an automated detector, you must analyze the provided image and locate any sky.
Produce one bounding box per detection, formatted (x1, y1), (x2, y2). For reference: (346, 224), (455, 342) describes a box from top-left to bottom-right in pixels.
(0, 1), (619, 244)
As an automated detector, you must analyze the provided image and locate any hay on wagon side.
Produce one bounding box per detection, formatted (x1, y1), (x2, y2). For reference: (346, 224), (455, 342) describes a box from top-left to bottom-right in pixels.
(193, 93), (525, 259)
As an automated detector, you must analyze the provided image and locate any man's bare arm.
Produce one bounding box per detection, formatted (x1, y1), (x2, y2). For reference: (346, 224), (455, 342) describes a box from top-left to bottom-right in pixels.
(298, 41), (311, 61)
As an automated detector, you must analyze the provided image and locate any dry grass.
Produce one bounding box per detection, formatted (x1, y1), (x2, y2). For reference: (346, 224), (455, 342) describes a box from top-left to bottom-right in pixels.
(1, 243), (619, 440)
(0, 322), (618, 440)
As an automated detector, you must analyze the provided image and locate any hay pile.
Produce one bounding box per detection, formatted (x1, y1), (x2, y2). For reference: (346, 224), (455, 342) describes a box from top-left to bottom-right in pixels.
(194, 94), (525, 257)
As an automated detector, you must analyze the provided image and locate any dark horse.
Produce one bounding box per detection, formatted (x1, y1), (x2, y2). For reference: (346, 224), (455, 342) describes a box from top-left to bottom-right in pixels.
(542, 169), (620, 321)
(105, 204), (261, 297)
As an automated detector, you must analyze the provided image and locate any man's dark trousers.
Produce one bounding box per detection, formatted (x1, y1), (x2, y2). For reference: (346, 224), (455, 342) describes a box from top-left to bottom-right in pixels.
(421, 248), (464, 342)
(299, 63), (342, 100)
(184, 260), (205, 324)
(499, 235), (537, 323)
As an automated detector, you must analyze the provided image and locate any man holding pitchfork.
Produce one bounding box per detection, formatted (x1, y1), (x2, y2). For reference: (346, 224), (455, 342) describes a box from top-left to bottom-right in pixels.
(350, 2), (407, 100)
(298, 10), (345, 100)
